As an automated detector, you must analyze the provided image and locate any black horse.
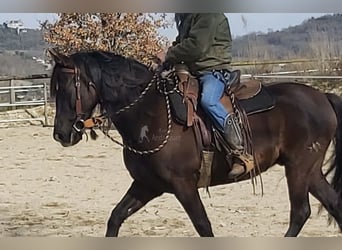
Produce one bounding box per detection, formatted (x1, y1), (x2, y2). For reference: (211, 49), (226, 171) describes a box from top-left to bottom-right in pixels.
(49, 49), (342, 237)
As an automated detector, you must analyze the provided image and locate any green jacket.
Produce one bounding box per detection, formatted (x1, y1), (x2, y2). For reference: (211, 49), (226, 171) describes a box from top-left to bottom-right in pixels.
(165, 13), (233, 75)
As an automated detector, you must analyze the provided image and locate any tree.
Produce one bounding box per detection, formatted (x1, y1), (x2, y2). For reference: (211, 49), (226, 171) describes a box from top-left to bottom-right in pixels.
(308, 26), (341, 72)
(42, 13), (171, 64)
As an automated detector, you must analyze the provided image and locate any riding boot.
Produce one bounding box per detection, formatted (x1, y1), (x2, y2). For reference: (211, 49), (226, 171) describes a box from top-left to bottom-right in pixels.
(223, 113), (243, 152)
(223, 114), (253, 178)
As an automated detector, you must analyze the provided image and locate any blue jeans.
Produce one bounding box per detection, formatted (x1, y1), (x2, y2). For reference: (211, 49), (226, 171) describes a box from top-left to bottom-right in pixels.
(199, 72), (231, 131)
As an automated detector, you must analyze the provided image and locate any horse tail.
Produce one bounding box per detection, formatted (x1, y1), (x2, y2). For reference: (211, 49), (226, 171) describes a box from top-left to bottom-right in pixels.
(325, 92), (342, 201)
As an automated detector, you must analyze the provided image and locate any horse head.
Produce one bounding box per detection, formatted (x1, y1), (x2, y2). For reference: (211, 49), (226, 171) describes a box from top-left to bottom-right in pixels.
(49, 48), (100, 147)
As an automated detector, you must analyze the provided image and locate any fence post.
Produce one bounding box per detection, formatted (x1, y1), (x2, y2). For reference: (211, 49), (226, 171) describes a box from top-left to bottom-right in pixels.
(10, 79), (15, 110)
(43, 82), (48, 126)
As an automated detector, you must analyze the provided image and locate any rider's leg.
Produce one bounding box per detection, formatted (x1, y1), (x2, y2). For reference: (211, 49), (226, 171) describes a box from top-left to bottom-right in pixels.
(199, 72), (247, 178)
(199, 73), (228, 131)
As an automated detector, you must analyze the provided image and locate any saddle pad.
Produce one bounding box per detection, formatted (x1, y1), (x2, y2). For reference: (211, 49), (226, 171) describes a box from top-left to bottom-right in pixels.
(238, 85), (275, 115)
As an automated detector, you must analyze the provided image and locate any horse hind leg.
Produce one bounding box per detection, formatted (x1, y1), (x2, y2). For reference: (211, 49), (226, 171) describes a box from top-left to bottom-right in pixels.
(284, 163), (312, 237)
(284, 153), (342, 237)
(106, 180), (162, 237)
(309, 170), (342, 232)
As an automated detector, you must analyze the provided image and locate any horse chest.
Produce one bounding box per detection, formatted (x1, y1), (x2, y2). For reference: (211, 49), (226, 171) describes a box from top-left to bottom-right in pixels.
(124, 156), (159, 182)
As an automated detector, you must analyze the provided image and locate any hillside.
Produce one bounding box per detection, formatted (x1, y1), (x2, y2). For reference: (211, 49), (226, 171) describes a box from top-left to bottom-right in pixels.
(0, 24), (48, 77)
(232, 14), (342, 60)
(0, 24), (46, 51)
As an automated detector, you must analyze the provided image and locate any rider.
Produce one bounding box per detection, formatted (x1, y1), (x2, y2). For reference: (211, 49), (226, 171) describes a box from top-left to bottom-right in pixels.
(157, 13), (250, 178)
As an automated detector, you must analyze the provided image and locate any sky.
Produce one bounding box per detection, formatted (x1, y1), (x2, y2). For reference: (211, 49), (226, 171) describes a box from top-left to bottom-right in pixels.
(0, 13), (332, 39)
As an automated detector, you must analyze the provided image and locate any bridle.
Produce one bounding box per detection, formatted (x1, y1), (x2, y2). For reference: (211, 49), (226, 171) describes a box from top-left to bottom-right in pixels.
(59, 66), (103, 133)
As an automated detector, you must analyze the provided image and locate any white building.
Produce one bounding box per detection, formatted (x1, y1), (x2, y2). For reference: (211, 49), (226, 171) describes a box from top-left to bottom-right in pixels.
(5, 20), (23, 29)
(4, 20), (27, 34)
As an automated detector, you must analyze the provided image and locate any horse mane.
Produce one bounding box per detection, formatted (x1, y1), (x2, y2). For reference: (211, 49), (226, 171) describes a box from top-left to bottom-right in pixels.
(50, 51), (153, 102)
(50, 67), (57, 98)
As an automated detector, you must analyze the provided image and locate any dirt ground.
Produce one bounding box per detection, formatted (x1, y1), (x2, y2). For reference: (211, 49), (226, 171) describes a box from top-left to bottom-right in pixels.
(0, 126), (340, 237)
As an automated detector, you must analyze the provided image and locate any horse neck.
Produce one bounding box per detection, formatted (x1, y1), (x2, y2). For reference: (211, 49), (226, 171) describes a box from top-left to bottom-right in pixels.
(105, 81), (166, 145)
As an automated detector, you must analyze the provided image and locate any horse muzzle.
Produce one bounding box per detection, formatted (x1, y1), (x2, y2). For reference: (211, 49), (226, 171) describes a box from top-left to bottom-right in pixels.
(53, 130), (79, 147)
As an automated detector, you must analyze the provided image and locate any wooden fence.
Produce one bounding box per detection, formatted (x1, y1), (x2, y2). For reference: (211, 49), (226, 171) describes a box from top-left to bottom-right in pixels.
(0, 74), (50, 125)
(0, 58), (341, 125)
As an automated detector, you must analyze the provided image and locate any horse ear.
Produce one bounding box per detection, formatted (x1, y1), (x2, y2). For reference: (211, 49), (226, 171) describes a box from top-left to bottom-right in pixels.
(47, 48), (73, 68)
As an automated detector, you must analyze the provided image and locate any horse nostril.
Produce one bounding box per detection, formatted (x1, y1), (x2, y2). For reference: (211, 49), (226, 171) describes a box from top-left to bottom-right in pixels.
(53, 132), (64, 142)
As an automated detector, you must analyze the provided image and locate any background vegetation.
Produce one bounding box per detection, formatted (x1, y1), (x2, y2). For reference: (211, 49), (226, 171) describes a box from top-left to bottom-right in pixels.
(0, 13), (341, 115)
(1, 13), (342, 77)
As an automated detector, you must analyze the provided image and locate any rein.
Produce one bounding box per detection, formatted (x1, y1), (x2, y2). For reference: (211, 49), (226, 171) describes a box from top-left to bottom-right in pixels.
(100, 74), (174, 155)
(61, 66), (177, 155)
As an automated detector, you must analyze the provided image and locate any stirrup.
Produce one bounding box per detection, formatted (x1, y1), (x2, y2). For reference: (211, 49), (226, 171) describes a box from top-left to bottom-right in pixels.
(227, 162), (245, 179)
(238, 153), (254, 173)
(227, 153), (254, 179)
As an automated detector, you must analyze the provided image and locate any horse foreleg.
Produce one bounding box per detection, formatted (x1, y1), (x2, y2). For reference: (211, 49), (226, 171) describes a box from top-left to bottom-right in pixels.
(172, 178), (214, 237)
(105, 180), (162, 237)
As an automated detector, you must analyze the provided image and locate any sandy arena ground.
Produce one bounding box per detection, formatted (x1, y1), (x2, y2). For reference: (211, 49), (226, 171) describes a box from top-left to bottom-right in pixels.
(0, 125), (340, 237)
